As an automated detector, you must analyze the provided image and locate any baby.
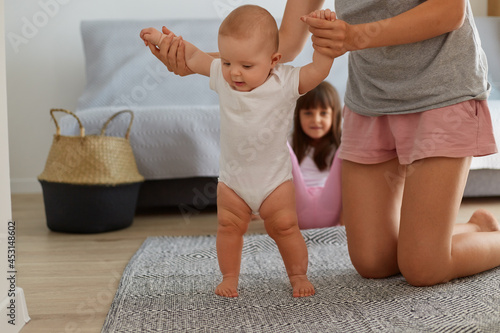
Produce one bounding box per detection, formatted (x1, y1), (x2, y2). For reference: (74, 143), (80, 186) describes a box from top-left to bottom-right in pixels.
(141, 5), (333, 298)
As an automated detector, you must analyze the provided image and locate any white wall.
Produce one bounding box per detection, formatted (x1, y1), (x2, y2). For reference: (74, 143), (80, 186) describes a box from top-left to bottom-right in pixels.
(1, 0), (13, 302)
(471, 0), (488, 16)
(5, 0), (288, 193)
(5, 0), (490, 193)
(3, 1), (30, 331)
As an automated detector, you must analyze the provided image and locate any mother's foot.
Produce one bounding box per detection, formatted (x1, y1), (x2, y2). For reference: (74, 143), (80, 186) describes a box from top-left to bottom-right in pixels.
(468, 209), (500, 232)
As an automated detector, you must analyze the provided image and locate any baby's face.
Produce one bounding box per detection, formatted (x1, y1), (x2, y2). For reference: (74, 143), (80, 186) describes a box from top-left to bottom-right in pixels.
(218, 35), (278, 92)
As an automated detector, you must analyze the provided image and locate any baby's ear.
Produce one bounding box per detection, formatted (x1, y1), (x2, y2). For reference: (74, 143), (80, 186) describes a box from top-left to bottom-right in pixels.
(270, 52), (282, 67)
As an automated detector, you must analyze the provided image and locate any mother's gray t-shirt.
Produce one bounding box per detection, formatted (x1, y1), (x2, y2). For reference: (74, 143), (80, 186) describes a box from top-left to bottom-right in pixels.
(336, 0), (489, 116)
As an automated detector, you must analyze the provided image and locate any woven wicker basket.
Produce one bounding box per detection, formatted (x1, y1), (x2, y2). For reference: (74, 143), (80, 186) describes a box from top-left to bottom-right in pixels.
(39, 109), (144, 185)
(39, 109), (144, 233)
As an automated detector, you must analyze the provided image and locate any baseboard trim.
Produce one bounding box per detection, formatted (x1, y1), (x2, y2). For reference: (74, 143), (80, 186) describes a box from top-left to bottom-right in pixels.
(0, 287), (30, 332)
(10, 178), (41, 194)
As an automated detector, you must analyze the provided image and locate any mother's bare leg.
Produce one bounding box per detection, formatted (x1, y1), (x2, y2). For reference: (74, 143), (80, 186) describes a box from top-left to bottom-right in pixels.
(342, 158), (405, 278)
(398, 157), (500, 286)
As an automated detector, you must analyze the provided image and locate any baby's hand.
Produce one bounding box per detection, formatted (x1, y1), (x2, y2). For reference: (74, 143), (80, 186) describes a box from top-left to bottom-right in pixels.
(300, 8), (348, 59)
(302, 9), (337, 22)
(140, 27), (167, 49)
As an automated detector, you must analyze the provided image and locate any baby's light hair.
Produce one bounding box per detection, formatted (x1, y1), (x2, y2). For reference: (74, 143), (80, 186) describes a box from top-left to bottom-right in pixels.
(218, 5), (279, 52)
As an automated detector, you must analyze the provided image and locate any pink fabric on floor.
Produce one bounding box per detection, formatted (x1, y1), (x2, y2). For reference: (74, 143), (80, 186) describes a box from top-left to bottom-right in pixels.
(288, 143), (342, 229)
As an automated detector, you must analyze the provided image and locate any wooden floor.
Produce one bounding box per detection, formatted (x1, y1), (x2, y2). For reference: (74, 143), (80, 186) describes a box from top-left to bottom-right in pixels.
(13, 193), (500, 333)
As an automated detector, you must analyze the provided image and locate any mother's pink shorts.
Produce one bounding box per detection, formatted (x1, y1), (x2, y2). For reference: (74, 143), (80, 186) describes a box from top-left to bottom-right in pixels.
(339, 100), (498, 165)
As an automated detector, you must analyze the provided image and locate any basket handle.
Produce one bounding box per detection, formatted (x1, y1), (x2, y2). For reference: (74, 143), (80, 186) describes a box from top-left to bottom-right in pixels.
(100, 110), (134, 139)
(50, 109), (85, 137)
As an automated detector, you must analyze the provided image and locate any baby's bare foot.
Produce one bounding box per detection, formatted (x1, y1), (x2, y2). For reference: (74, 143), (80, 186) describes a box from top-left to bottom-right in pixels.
(289, 275), (315, 297)
(215, 277), (239, 298)
(468, 209), (500, 232)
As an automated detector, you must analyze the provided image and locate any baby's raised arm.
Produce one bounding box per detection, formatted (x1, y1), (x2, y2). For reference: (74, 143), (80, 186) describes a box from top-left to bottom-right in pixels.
(140, 27), (213, 77)
(297, 10), (335, 95)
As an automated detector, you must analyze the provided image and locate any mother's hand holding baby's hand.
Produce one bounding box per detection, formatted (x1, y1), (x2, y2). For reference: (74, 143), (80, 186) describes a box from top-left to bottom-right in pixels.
(301, 10), (353, 59)
(140, 26), (194, 76)
(159, 26), (194, 77)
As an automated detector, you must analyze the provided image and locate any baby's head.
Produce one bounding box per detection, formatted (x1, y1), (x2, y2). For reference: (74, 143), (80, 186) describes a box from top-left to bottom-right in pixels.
(218, 5), (281, 91)
(219, 5), (279, 53)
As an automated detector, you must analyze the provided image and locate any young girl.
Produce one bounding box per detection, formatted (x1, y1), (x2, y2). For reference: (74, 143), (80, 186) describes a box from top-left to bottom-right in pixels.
(289, 81), (342, 229)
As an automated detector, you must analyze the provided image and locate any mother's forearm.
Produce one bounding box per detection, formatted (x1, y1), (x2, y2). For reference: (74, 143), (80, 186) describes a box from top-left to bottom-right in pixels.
(349, 0), (466, 51)
(278, 0), (325, 62)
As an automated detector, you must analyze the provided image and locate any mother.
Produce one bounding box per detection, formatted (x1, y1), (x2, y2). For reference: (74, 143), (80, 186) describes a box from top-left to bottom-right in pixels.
(154, 0), (500, 287)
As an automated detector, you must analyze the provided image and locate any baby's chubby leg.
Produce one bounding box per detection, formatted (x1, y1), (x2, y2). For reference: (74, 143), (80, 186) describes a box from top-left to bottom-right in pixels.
(215, 183), (252, 297)
(260, 181), (315, 297)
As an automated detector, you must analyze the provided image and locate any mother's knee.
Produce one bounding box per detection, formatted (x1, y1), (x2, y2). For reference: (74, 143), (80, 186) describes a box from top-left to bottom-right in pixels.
(350, 250), (399, 279)
(398, 251), (450, 287)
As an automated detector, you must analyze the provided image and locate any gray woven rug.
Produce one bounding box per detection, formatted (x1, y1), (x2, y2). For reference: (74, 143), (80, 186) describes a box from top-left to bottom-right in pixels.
(102, 227), (500, 332)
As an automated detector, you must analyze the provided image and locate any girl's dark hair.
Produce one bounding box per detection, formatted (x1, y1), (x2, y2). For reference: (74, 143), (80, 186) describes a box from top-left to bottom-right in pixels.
(291, 81), (342, 171)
